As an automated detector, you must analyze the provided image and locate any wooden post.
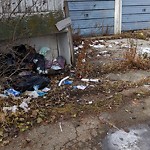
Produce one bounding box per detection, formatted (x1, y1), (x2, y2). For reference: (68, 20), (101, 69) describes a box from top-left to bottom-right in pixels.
(64, 0), (75, 65)
(114, 0), (122, 34)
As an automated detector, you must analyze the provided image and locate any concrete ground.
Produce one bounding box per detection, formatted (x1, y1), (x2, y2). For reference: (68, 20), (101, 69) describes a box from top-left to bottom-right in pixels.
(2, 37), (150, 150)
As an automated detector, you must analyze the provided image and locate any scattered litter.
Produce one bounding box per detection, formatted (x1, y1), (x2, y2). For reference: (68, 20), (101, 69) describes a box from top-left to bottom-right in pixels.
(63, 80), (73, 85)
(0, 94), (8, 98)
(33, 53), (47, 74)
(92, 44), (105, 49)
(108, 44), (113, 48)
(51, 65), (62, 70)
(81, 78), (99, 82)
(4, 89), (20, 97)
(78, 45), (84, 49)
(23, 97), (32, 103)
(82, 59), (86, 63)
(50, 56), (66, 71)
(19, 102), (30, 112)
(25, 91), (39, 98)
(121, 44), (129, 48)
(12, 75), (50, 92)
(59, 122), (63, 132)
(74, 85), (87, 90)
(99, 51), (109, 55)
(39, 47), (50, 57)
(3, 105), (18, 113)
(25, 86), (48, 98)
(58, 76), (69, 86)
(0, 44), (67, 78)
(88, 101), (93, 104)
(74, 47), (79, 51)
(42, 87), (51, 92)
(144, 84), (150, 89)
(114, 41), (119, 45)
(99, 40), (105, 43)
(138, 47), (150, 58)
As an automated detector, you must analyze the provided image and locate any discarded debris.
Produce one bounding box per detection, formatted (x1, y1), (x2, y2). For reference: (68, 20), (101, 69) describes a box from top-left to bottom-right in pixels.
(74, 85), (87, 90)
(138, 47), (150, 58)
(39, 47), (50, 57)
(59, 122), (63, 132)
(0, 44), (66, 77)
(58, 76), (69, 86)
(63, 80), (73, 85)
(3, 105), (18, 113)
(0, 94), (8, 98)
(81, 78), (99, 82)
(4, 88), (20, 97)
(11, 75), (50, 92)
(19, 101), (30, 112)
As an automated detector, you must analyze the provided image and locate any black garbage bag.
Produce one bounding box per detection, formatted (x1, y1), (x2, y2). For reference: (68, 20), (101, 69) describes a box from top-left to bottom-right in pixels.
(12, 75), (50, 92)
(13, 44), (47, 74)
(13, 44), (36, 61)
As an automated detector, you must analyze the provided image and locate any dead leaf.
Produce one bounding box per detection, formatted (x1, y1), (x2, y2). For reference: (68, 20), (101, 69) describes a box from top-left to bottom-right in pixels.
(37, 117), (43, 124)
(0, 113), (6, 123)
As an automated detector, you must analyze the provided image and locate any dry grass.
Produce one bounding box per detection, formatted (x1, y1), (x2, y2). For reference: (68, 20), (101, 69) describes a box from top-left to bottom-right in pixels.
(75, 45), (92, 78)
(123, 39), (150, 70)
(102, 38), (150, 74)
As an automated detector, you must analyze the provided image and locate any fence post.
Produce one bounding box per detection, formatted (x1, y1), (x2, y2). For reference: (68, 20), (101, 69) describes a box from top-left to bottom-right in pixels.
(114, 0), (122, 34)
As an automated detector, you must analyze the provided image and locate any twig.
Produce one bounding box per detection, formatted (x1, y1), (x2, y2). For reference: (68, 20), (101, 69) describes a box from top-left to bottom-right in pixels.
(8, 52), (30, 77)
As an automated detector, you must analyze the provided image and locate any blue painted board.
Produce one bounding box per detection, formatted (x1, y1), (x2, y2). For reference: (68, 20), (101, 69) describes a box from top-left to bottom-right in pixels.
(71, 18), (114, 29)
(122, 0), (150, 32)
(69, 9), (114, 20)
(73, 26), (114, 36)
(68, 1), (114, 11)
(123, 6), (150, 15)
(122, 14), (150, 23)
(122, 22), (150, 31)
(123, 0), (150, 6)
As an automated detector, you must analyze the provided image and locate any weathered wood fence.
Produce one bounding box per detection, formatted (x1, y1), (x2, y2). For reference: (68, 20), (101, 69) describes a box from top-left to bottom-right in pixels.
(1, 0), (150, 36)
(67, 0), (150, 36)
(0, 0), (64, 14)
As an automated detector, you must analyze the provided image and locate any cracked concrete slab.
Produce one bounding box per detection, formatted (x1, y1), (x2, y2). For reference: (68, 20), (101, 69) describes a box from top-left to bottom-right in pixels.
(102, 124), (150, 150)
(106, 70), (150, 82)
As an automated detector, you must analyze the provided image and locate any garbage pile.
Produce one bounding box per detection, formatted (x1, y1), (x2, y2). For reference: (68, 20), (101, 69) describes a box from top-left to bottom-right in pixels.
(0, 44), (66, 77)
(0, 44), (66, 96)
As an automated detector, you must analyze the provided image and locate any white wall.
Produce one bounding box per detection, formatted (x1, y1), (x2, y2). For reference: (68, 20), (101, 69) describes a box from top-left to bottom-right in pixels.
(0, 0), (64, 14)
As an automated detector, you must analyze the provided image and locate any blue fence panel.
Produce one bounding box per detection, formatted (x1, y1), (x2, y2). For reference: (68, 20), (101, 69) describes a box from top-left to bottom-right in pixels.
(67, 0), (115, 36)
(122, 0), (150, 31)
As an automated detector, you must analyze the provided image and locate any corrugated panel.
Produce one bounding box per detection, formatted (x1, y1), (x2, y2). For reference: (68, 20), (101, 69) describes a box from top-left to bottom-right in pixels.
(67, 0), (115, 36)
(122, 0), (150, 31)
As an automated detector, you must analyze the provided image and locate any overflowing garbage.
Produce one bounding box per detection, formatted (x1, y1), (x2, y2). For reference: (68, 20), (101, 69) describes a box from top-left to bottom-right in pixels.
(0, 44), (66, 77)
(0, 44), (67, 101)
(2, 37), (146, 145)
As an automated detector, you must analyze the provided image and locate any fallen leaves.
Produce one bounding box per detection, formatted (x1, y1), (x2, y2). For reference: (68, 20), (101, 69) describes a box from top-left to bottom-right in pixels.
(0, 112), (6, 123)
